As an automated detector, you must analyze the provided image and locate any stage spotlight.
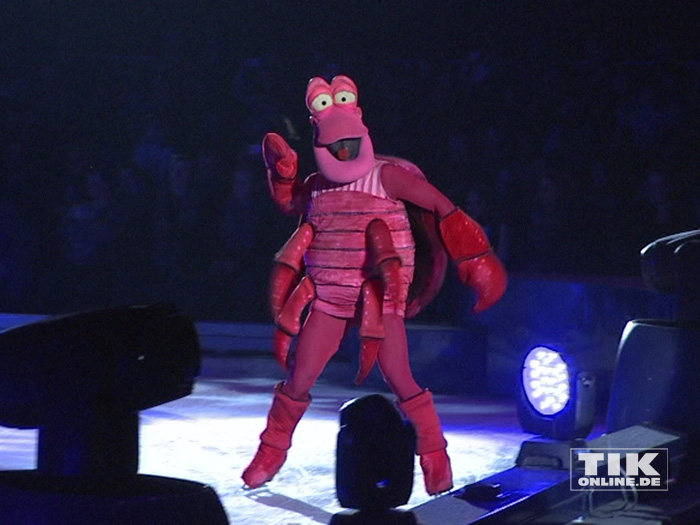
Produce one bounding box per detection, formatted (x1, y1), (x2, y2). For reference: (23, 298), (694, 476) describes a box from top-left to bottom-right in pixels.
(336, 394), (415, 511)
(517, 346), (596, 442)
(0, 304), (229, 524)
(522, 346), (570, 416)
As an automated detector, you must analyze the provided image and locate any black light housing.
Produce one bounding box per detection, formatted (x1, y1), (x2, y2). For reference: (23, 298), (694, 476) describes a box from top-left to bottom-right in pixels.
(336, 394), (415, 511)
(0, 303), (229, 524)
(607, 229), (700, 482)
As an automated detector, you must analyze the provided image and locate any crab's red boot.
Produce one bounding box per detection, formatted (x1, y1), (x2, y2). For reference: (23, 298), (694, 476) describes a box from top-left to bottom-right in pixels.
(242, 382), (310, 488)
(399, 390), (453, 495)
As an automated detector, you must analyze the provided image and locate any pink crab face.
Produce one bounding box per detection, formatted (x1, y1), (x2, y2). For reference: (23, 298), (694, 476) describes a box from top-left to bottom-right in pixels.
(306, 75), (375, 183)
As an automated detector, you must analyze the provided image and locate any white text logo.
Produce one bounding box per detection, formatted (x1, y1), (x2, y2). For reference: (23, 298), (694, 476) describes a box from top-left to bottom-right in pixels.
(570, 448), (668, 491)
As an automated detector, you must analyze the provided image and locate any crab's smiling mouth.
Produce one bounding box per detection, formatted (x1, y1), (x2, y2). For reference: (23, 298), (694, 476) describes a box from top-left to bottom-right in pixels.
(326, 138), (361, 161)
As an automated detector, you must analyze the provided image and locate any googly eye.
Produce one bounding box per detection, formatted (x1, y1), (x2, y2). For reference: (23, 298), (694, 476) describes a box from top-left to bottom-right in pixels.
(334, 90), (357, 105)
(310, 93), (333, 112)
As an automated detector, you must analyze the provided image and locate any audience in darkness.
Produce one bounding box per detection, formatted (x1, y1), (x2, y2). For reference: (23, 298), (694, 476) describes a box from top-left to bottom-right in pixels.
(0, 35), (697, 321)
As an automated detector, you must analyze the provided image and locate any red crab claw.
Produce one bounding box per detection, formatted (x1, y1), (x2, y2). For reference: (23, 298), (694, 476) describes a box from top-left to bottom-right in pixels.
(274, 276), (315, 371)
(262, 133), (301, 212)
(356, 279), (384, 384)
(438, 208), (507, 313)
(262, 132), (298, 179)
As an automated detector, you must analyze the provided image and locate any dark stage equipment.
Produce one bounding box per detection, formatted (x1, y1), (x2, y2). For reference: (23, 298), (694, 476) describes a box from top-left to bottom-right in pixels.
(517, 346), (596, 442)
(335, 394), (415, 511)
(607, 321), (700, 463)
(329, 508), (419, 525)
(515, 436), (586, 471)
(640, 229), (700, 321)
(411, 424), (689, 524)
(607, 229), (700, 482)
(0, 303), (228, 524)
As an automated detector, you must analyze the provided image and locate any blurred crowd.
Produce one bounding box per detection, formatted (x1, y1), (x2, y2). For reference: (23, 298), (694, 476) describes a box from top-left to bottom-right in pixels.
(1, 37), (698, 321)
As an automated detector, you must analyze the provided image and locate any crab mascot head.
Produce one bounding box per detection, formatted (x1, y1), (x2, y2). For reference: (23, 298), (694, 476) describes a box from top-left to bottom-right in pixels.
(306, 75), (375, 183)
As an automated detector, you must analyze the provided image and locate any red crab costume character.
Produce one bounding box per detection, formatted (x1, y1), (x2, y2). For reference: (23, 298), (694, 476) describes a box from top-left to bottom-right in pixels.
(242, 75), (507, 495)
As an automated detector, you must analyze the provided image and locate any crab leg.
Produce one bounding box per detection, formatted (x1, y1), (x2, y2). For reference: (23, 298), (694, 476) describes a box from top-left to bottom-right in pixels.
(269, 223), (314, 319)
(274, 276), (316, 370)
(355, 219), (405, 383)
(356, 278), (384, 384)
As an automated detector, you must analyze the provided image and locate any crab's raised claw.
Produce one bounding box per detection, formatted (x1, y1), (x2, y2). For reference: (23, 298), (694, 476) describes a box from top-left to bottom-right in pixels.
(263, 132), (298, 180)
(262, 133), (303, 212)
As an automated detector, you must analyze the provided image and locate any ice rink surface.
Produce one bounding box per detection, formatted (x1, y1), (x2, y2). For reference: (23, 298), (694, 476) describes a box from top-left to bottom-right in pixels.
(0, 375), (529, 524)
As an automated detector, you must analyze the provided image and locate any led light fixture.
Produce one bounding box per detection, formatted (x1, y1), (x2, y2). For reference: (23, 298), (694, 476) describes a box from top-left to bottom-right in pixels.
(522, 346), (571, 416)
(517, 346), (596, 441)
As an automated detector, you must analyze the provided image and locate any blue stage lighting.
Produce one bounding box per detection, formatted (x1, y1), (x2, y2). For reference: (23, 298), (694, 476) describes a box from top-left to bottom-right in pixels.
(517, 346), (596, 441)
(522, 346), (570, 416)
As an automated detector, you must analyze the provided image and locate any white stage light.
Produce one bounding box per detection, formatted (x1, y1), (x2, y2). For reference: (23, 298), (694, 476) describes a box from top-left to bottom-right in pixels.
(523, 347), (571, 416)
(517, 346), (596, 441)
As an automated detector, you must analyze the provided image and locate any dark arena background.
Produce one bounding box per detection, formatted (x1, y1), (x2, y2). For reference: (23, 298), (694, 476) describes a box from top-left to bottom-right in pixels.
(1, 2), (699, 524)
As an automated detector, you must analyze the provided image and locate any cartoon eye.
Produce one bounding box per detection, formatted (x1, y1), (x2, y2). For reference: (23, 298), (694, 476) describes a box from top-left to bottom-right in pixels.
(310, 93), (333, 112)
(334, 90), (357, 105)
